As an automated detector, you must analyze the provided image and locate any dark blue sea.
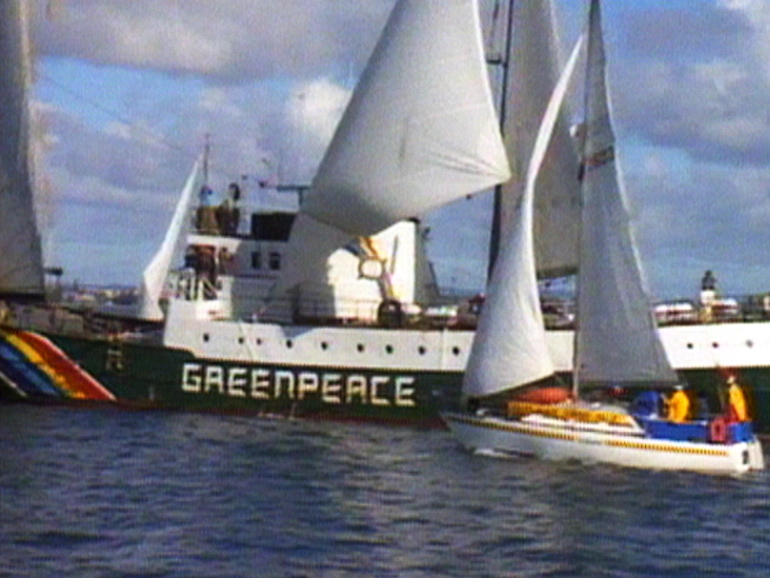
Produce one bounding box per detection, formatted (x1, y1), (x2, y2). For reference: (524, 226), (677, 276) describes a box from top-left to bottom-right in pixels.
(1, 405), (769, 578)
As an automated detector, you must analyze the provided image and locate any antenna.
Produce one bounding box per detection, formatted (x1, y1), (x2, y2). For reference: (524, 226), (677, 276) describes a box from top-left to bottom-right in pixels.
(203, 133), (210, 185)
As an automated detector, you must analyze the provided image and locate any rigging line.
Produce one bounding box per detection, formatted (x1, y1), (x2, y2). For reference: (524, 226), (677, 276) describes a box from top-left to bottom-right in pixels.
(38, 71), (198, 163)
(38, 71), (242, 186)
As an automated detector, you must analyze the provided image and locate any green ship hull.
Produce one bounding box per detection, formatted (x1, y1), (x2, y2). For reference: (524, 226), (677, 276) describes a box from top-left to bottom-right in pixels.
(42, 333), (462, 427)
(3, 328), (769, 433)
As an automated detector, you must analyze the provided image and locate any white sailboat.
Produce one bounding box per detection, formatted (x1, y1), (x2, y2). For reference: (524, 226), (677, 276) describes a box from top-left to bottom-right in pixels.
(0, 0), (45, 303)
(0, 0), (116, 402)
(443, 0), (764, 474)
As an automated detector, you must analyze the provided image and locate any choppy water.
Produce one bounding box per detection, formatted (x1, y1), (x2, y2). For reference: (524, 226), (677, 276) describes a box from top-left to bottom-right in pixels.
(1, 405), (769, 578)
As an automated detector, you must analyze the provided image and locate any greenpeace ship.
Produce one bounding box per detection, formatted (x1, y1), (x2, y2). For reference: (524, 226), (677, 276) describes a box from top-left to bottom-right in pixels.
(3, 0), (770, 434)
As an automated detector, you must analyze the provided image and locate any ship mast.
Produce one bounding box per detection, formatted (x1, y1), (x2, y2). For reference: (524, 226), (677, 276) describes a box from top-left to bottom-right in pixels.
(486, 0), (516, 280)
(203, 133), (211, 185)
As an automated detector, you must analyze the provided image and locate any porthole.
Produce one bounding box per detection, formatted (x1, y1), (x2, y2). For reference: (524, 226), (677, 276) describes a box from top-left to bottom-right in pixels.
(321, 341), (329, 351)
(203, 333), (210, 342)
(712, 342), (719, 349)
(452, 346), (461, 356)
(286, 339), (293, 349)
(418, 346), (426, 355)
(747, 340), (754, 348)
(686, 343), (694, 349)
(238, 337), (244, 345)
(256, 338), (263, 346)
(357, 344), (365, 353)
(385, 345), (394, 354)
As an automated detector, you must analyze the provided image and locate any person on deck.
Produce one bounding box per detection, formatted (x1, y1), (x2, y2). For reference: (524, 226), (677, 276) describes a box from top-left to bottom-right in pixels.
(666, 385), (690, 423)
(700, 270), (718, 323)
(217, 182), (241, 235)
(726, 375), (749, 422)
(196, 185), (220, 234)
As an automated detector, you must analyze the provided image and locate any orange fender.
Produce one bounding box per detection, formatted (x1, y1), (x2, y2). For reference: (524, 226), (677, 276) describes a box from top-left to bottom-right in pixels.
(709, 416), (730, 444)
(512, 387), (571, 405)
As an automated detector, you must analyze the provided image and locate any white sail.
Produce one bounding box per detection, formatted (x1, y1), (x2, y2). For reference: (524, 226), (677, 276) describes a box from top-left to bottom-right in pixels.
(463, 34), (585, 398)
(0, 0), (45, 300)
(308, 0), (510, 234)
(138, 160), (204, 321)
(574, 0), (678, 388)
(273, 0), (510, 296)
(500, 0), (582, 279)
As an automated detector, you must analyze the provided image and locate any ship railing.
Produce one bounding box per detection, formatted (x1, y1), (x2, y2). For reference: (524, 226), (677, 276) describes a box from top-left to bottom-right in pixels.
(168, 270), (219, 302)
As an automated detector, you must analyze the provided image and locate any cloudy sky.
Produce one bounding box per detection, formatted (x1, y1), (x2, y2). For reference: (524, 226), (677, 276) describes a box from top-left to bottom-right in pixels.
(28, 0), (770, 300)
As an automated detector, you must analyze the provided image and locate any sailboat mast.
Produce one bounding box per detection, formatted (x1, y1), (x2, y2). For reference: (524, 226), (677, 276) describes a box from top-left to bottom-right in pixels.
(486, 0), (515, 280)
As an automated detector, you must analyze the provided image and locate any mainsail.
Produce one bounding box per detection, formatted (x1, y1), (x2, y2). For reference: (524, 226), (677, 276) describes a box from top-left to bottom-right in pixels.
(274, 0), (511, 295)
(0, 0), (45, 300)
(138, 159), (204, 321)
(499, 0), (582, 279)
(463, 34), (585, 398)
(574, 0), (678, 388)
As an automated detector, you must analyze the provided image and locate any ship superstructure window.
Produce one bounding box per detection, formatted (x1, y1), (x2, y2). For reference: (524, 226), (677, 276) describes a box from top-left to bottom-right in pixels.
(269, 252), (281, 271)
(252, 212), (295, 241)
(251, 251), (262, 269)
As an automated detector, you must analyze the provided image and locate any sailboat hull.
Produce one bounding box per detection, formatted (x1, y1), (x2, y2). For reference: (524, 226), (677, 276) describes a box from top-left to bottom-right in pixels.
(443, 412), (765, 474)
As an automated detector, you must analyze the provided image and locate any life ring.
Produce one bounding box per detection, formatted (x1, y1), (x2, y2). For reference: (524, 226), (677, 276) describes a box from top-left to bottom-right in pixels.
(709, 416), (730, 444)
(358, 257), (385, 280)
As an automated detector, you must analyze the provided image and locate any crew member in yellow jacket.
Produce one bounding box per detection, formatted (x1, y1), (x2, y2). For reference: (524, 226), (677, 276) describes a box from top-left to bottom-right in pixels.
(666, 386), (690, 423)
(726, 376), (749, 421)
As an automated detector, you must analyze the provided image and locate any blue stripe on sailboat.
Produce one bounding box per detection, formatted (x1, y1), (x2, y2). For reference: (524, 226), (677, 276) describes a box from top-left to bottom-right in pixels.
(0, 338), (63, 398)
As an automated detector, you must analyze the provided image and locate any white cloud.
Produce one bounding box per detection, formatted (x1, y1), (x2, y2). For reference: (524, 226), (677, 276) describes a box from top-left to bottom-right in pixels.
(29, 0), (770, 297)
(287, 79), (350, 146)
(36, 0), (395, 82)
(719, 0), (770, 83)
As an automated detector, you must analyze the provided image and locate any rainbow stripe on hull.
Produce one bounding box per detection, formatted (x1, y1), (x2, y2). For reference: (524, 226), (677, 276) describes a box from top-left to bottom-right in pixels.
(0, 327), (114, 401)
